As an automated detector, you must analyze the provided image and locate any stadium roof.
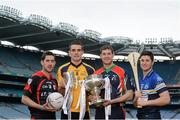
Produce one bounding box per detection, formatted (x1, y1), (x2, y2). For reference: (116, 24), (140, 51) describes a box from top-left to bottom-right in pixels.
(0, 5), (180, 59)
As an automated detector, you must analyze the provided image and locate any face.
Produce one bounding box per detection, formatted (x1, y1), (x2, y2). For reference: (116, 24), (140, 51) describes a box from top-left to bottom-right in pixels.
(140, 55), (153, 72)
(41, 55), (56, 73)
(100, 49), (114, 66)
(69, 45), (84, 63)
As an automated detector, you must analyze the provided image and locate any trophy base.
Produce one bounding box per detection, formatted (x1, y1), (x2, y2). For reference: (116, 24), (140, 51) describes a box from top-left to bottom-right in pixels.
(89, 99), (105, 107)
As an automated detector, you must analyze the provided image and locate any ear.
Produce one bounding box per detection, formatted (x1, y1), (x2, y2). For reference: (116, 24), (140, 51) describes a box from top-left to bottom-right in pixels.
(40, 60), (43, 66)
(68, 50), (71, 56)
(100, 53), (102, 59)
(152, 61), (154, 66)
(112, 53), (114, 58)
(81, 49), (84, 54)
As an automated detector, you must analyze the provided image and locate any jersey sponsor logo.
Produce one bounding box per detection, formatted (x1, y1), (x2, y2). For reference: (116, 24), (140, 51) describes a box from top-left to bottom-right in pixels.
(141, 83), (149, 90)
(112, 74), (118, 81)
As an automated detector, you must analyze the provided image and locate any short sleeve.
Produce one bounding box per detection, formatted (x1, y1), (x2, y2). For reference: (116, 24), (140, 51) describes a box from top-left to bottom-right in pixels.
(124, 72), (134, 91)
(154, 74), (167, 94)
(23, 76), (38, 97)
(56, 66), (64, 86)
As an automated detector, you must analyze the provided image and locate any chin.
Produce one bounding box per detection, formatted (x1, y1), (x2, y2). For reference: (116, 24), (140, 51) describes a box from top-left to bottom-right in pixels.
(47, 70), (52, 73)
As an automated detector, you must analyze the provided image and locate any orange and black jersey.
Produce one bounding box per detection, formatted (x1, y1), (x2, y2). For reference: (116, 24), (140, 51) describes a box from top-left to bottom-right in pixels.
(94, 64), (132, 119)
(95, 64), (132, 100)
(23, 71), (58, 119)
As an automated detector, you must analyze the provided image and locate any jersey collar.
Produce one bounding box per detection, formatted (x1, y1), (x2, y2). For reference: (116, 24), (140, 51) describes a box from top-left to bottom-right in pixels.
(143, 69), (153, 80)
(70, 61), (82, 68)
(104, 63), (116, 73)
(33, 71), (53, 80)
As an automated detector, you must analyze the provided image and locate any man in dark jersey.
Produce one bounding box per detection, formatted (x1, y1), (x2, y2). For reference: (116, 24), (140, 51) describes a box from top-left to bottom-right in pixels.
(22, 51), (58, 119)
(133, 51), (170, 119)
(93, 44), (133, 119)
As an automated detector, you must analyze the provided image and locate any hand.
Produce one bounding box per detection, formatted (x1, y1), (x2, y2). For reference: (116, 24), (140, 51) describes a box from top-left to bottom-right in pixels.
(88, 95), (100, 102)
(42, 103), (57, 112)
(137, 97), (148, 107)
(103, 100), (111, 107)
(135, 91), (141, 98)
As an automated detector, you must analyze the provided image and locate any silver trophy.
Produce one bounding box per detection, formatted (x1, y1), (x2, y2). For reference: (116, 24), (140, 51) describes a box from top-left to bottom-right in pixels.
(84, 74), (105, 106)
(64, 71), (78, 88)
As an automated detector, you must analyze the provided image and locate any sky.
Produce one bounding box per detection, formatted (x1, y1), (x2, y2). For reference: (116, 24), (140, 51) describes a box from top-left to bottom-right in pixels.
(1, 0), (180, 42)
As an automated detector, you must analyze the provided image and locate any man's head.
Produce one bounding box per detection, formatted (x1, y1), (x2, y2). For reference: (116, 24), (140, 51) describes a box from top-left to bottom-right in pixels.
(100, 44), (114, 66)
(68, 40), (84, 64)
(41, 51), (56, 73)
(139, 51), (154, 72)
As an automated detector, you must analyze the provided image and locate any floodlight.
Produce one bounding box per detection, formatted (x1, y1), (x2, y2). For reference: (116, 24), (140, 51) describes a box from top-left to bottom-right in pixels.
(101, 36), (132, 44)
(55, 22), (78, 35)
(78, 29), (101, 41)
(0, 5), (23, 21)
(27, 14), (52, 28)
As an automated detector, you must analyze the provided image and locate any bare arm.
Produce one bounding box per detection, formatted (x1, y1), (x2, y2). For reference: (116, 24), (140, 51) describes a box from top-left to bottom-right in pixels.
(58, 79), (66, 96)
(21, 95), (42, 110)
(103, 90), (133, 106)
(111, 90), (133, 104)
(21, 95), (56, 112)
(138, 91), (170, 107)
(133, 91), (141, 107)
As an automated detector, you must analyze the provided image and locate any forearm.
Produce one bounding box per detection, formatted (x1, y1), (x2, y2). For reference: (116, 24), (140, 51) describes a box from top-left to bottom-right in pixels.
(21, 95), (42, 110)
(143, 91), (170, 107)
(146, 97), (170, 106)
(111, 90), (133, 104)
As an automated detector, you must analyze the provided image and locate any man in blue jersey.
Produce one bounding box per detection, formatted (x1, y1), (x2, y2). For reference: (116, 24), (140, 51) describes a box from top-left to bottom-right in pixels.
(93, 44), (133, 119)
(133, 51), (170, 119)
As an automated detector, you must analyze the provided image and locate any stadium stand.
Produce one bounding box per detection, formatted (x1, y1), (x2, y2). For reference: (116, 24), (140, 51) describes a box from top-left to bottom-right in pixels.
(0, 5), (180, 119)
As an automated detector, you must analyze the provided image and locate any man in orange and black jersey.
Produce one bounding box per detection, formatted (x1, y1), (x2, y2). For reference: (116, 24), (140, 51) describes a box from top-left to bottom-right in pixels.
(22, 51), (58, 119)
(57, 40), (95, 119)
(93, 45), (133, 119)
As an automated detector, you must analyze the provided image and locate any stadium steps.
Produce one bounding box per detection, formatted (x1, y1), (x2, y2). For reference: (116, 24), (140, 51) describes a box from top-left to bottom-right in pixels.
(0, 79), (25, 86)
(0, 88), (23, 98)
(0, 102), (30, 119)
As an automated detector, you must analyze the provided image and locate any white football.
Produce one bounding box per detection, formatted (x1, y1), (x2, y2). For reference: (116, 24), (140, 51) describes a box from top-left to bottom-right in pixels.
(46, 92), (64, 110)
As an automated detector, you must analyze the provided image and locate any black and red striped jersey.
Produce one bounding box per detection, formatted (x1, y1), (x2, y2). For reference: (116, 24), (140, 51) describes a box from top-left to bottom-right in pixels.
(23, 71), (58, 118)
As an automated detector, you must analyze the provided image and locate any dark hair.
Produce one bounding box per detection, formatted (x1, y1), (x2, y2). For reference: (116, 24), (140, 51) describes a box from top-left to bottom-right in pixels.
(69, 40), (84, 50)
(41, 51), (55, 61)
(140, 51), (154, 61)
(100, 44), (114, 54)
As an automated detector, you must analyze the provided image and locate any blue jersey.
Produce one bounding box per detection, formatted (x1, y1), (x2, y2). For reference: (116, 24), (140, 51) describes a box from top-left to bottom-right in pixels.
(138, 69), (168, 114)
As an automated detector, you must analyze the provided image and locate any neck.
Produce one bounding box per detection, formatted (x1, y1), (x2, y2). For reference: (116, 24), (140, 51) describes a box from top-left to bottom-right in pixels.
(143, 68), (152, 78)
(71, 60), (82, 66)
(103, 62), (114, 69)
(42, 69), (51, 80)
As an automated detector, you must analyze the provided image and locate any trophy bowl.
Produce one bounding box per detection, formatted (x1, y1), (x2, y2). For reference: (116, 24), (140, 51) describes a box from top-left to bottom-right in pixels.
(85, 74), (105, 106)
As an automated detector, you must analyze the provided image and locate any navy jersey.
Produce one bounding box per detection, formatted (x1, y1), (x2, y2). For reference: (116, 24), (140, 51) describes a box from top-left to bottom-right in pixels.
(23, 71), (58, 119)
(138, 69), (168, 114)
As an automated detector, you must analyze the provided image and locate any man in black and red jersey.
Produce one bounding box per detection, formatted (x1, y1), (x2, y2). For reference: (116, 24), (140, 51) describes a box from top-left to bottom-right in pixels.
(21, 51), (58, 119)
(92, 45), (134, 119)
